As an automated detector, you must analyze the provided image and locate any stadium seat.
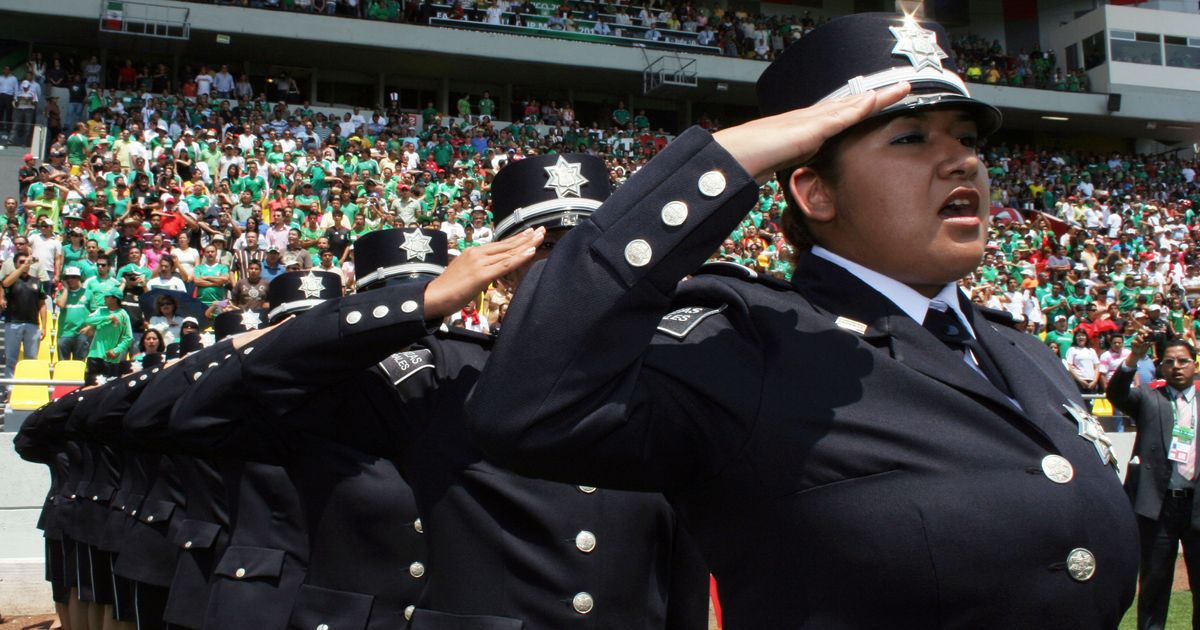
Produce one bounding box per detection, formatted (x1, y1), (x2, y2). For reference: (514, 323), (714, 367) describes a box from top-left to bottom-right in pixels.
(52, 360), (87, 399)
(10, 359), (52, 411)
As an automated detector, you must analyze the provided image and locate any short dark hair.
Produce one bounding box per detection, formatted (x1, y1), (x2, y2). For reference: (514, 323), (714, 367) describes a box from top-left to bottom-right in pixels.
(1161, 339), (1198, 362)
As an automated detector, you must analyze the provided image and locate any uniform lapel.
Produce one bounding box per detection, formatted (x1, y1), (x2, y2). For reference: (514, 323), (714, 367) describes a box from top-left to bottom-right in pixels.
(792, 253), (1022, 414)
(966, 306), (1072, 439)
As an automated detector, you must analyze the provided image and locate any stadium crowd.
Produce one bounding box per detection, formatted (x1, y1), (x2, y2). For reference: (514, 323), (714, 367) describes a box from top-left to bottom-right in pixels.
(1, 47), (1190, 400)
(171, 0), (1092, 77)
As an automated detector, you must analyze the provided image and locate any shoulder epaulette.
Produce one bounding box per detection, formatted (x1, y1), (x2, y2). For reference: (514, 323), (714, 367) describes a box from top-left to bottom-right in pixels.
(657, 304), (727, 340)
(694, 261), (791, 291)
(435, 326), (495, 348)
(977, 305), (1020, 329)
(376, 348), (435, 386)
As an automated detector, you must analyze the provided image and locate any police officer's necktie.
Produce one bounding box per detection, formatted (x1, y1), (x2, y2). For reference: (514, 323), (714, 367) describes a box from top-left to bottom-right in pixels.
(923, 304), (1014, 398)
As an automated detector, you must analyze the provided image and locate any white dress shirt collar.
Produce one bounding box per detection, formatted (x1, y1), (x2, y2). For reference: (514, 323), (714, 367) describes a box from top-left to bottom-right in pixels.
(811, 246), (973, 336)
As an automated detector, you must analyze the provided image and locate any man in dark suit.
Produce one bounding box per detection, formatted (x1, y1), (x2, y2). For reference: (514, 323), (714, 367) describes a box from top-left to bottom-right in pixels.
(1109, 333), (1200, 629)
(466, 12), (1138, 629)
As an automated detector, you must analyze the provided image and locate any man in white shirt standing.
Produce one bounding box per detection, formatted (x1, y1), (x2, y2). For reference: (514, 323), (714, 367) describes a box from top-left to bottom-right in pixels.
(0, 66), (17, 141)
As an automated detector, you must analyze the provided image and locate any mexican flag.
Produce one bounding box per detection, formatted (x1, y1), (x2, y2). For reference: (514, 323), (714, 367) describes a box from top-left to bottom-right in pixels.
(102, 1), (124, 30)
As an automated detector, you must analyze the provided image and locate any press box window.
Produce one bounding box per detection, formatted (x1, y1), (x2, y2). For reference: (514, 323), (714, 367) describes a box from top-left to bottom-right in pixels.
(1165, 36), (1200, 70)
(1082, 31), (1106, 70)
(1110, 30), (1162, 65)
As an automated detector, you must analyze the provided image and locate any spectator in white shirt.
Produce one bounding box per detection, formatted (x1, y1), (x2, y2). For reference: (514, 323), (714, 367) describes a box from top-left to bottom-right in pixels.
(195, 66), (214, 96)
(1065, 330), (1101, 393)
(449, 299), (490, 333)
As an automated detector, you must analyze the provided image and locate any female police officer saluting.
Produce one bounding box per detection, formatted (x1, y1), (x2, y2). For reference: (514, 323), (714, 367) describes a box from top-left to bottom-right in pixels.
(468, 12), (1139, 629)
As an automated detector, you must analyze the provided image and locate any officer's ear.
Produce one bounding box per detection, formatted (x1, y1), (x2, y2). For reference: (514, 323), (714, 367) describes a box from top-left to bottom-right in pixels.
(787, 166), (837, 225)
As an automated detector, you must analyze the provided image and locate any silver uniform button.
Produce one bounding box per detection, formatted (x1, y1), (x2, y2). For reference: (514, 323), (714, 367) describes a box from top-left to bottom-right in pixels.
(409, 561), (425, 578)
(316, 625), (329, 630)
(373, 305), (390, 319)
(193, 371), (202, 380)
(69, 494), (76, 499)
(401, 300), (418, 313)
(404, 605), (415, 621)
(208, 362), (219, 368)
(140, 374), (148, 380)
(698, 171), (726, 197)
(414, 518), (423, 534)
(145, 515), (154, 522)
(575, 530), (597, 553)
(243, 347), (255, 355)
(577, 485), (597, 494)
(128, 381), (137, 388)
(346, 311), (362, 325)
(624, 240), (652, 267)
(130, 510), (137, 516)
(1041, 454), (1074, 484)
(92, 495), (99, 501)
(183, 541), (193, 549)
(572, 592), (594, 614)
(235, 568), (246, 579)
(661, 201), (688, 227)
(1066, 548), (1096, 582)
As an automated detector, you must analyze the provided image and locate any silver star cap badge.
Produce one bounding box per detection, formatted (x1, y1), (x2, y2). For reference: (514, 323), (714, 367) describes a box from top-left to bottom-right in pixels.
(298, 271), (326, 299)
(889, 15), (949, 71)
(544, 156), (589, 199)
(400, 230), (434, 262)
(240, 311), (262, 330)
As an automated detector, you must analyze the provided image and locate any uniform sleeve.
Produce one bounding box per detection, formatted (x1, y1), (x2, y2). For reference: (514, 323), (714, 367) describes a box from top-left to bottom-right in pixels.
(467, 127), (764, 492)
(123, 344), (232, 452)
(239, 279), (436, 417)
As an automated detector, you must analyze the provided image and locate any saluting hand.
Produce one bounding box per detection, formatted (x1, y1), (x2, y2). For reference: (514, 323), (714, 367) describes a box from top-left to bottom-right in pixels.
(423, 227), (545, 321)
(712, 82), (912, 184)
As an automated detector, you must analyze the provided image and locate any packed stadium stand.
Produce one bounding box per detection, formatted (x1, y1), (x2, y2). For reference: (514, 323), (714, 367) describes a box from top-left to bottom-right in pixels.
(0, 0), (1197, 619)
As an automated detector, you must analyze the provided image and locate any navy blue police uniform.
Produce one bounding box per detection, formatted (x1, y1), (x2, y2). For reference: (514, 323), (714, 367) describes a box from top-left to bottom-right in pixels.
(169, 276), (431, 630)
(169, 166), (709, 630)
(15, 392), (85, 607)
(466, 13), (1139, 630)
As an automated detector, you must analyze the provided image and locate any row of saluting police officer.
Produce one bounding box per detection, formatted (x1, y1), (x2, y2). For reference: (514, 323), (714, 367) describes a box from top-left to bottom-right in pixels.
(16, 150), (709, 630)
(18, 11), (1146, 630)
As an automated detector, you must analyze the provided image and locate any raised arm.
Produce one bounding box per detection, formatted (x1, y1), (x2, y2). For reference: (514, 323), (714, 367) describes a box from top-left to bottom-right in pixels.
(1107, 329), (1149, 416)
(467, 85), (910, 492)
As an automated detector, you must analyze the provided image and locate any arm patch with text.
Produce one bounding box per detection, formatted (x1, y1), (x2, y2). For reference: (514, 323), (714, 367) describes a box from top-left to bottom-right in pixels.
(377, 349), (435, 385)
(656, 305), (726, 340)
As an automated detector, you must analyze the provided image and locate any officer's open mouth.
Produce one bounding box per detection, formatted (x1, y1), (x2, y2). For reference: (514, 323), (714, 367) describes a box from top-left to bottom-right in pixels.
(938, 188), (981, 221)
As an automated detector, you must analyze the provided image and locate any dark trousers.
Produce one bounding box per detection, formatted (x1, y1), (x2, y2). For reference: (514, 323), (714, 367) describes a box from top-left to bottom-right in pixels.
(1138, 494), (1200, 629)
(0, 93), (12, 134)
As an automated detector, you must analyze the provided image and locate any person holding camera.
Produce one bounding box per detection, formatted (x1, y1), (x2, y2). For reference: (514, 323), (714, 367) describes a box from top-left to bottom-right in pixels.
(1108, 331), (1200, 629)
(2, 251), (47, 379)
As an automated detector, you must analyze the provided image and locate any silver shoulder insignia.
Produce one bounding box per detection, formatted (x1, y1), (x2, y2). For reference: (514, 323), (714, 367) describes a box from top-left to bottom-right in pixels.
(656, 305), (726, 340)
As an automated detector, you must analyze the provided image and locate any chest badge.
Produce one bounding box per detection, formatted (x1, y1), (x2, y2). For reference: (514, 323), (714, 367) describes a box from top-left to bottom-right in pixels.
(1064, 401), (1118, 472)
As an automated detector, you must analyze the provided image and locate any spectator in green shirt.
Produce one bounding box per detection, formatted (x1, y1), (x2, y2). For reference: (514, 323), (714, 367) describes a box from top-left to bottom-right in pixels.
(82, 287), (133, 384)
(1044, 315), (1075, 359)
(54, 266), (92, 360)
(83, 260), (120, 311)
(193, 244), (232, 307)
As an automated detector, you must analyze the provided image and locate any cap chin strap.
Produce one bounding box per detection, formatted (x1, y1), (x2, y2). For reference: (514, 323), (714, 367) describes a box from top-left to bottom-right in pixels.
(495, 197), (603, 240)
(356, 262), (445, 289)
(268, 298), (327, 323)
(819, 64), (970, 103)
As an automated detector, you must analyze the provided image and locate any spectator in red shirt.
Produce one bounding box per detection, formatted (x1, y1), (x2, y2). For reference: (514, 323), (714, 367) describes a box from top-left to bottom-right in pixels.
(1075, 302), (1120, 350)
